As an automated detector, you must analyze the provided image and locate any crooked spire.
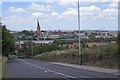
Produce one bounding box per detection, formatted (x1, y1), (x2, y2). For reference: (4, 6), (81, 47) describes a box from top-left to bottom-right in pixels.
(37, 19), (40, 27)
(37, 19), (41, 34)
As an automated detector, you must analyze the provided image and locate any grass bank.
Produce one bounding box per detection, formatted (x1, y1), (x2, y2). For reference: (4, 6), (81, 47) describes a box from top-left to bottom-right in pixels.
(34, 44), (119, 69)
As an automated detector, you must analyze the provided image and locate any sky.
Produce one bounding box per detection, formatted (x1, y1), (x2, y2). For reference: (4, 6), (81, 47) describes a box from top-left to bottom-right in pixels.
(1, 0), (119, 31)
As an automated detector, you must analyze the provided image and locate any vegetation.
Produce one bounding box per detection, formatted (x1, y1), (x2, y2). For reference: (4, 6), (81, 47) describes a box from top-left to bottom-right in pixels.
(53, 39), (78, 45)
(22, 42), (64, 58)
(34, 43), (118, 69)
(0, 57), (7, 79)
(2, 25), (15, 56)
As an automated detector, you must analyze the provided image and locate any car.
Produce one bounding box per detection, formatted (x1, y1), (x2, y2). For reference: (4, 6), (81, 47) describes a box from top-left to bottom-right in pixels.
(18, 55), (24, 59)
(8, 55), (12, 59)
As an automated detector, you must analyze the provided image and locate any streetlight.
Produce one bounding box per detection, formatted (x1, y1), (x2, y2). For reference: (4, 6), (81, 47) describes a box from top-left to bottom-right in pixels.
(78, 0), (82, 65)
(43, 31), (49, 45)
(31, 30), (33, 58)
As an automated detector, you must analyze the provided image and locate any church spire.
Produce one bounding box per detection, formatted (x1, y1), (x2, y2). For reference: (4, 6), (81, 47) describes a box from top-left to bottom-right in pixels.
(37, 19), (40, 33)
(37, 19), (40, 27)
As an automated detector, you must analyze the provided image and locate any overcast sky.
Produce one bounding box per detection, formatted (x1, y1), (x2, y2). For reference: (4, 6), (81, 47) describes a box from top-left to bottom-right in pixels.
(2, 0), (119, 31)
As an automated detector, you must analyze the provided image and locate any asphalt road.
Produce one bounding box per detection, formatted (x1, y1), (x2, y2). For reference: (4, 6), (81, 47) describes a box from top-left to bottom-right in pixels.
(6, 58), (119, 80)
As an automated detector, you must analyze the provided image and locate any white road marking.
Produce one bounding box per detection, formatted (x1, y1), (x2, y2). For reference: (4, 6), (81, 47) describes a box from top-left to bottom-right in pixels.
(47, 69), (55, 73)
(45, 71), (48, 73)
(56, 72), (65, 76)
(65, 75), (76, 78)
(21, 59), (76, 78)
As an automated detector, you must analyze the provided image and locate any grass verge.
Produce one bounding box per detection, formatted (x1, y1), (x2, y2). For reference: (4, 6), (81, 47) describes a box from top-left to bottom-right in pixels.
(0, 57), (7, 79)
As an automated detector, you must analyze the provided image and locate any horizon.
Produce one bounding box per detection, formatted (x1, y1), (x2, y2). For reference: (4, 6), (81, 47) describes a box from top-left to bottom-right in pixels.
(9, 29), (118, 32)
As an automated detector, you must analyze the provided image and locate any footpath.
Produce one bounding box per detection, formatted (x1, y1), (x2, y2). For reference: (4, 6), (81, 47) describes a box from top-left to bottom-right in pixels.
(50, 62), (119, 76)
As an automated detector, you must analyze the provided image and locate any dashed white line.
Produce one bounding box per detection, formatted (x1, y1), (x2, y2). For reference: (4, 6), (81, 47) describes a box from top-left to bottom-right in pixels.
(44, 71), (48, 73)
(65, 75), (76, 78)
(56, 72), (65, 76)
(47, 69), (55, 73)
(21, 59), (76, 79)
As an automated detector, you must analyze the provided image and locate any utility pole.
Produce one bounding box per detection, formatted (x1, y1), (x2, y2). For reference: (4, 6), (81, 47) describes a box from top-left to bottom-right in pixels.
(43, 31), (49, 45)
(78, 0), (82, 65)
(31, 30), (33, 58)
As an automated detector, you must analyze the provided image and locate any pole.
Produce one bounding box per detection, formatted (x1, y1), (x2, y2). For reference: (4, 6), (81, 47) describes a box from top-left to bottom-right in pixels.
(43, 31), (49, 45)
(78, 0), (82, 65)
(31, 31), (33, 58)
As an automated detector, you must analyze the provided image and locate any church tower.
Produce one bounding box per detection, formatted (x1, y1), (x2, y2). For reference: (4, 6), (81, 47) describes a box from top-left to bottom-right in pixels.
(37, 19), (41, 33)
(36, 19), (41, 40)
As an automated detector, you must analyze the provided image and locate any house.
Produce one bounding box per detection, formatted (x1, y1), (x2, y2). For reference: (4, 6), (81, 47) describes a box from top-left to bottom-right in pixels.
(87, 41), (115, 47)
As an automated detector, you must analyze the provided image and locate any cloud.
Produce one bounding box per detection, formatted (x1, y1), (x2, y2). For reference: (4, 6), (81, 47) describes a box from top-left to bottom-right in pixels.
(0, 1), (2, 4)
(102, 8), (118, 16)
(106, 16), (116, 21)
(79, 0), (119, 2)
(32, 12), (43, 17)
(56, 8), (77, 21)
(109, 2), (118, 8)
(50, 4), (117, 21)
(27, 3), (54, 11)
(58, 0), (77, 6)
(44, 0), (55, 2)
(9, 7), (26, 13)
(57, 0), (119, 3)
(111, 0), (119, 2)
(62, 8), (77, 16)
(51, 12), (58, 16)
(4, 15), (35, 24)
(80, 5), (101, 16)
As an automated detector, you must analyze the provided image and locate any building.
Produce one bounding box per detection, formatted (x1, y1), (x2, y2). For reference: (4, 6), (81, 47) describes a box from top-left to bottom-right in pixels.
(87, 41), (115, 47)
(34, 19), (42, 40)
(49, 35), (60, 39)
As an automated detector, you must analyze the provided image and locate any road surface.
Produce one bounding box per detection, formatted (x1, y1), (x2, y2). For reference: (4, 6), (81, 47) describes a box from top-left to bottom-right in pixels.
(6, 58), (119, 80)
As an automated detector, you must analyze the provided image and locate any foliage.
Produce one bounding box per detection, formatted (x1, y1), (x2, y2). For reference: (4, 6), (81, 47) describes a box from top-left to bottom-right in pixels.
(81, 38), (116, 43)
(22, 42), (64, 58)
(34, 43), (118, 68)
(53, 39), (78, 45)
(21, 41), (33, 58)
(33, 43), (63, 56)
(2, 25), (15, 56)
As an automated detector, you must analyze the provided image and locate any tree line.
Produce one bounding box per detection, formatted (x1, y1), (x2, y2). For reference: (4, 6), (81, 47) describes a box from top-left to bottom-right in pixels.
(2, 25), (15, 56)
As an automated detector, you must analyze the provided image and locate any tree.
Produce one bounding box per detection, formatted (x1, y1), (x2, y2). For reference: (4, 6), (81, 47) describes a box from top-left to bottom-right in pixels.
(22, 41), (33, 58)
(2, 25), (15, 56)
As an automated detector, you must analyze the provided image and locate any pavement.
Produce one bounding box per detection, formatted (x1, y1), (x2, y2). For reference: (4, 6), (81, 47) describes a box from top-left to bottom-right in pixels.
(6, 58), (119, 79)
(50, 62), (120, 76)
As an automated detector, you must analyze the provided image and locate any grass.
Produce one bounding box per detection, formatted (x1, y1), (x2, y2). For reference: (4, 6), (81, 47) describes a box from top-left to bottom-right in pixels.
(0, 56), (7, 79)
(34, 44), (118, 69)
(0, 56), (2, 79)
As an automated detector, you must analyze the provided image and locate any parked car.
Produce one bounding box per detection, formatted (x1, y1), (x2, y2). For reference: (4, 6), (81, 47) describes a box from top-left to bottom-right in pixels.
(8, 55), (12, 59)
(18, 55), (24, 59)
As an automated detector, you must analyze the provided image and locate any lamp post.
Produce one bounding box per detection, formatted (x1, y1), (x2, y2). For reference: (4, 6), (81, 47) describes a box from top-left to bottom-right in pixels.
(78, 0), (82, 65)
(43, 31), (49, 45)
(31, 30), (33, 58)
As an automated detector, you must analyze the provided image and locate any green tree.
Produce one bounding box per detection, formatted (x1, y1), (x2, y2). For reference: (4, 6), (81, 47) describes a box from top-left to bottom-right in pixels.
(2, 25), (15, 56)
(22, 41), (33, 58)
